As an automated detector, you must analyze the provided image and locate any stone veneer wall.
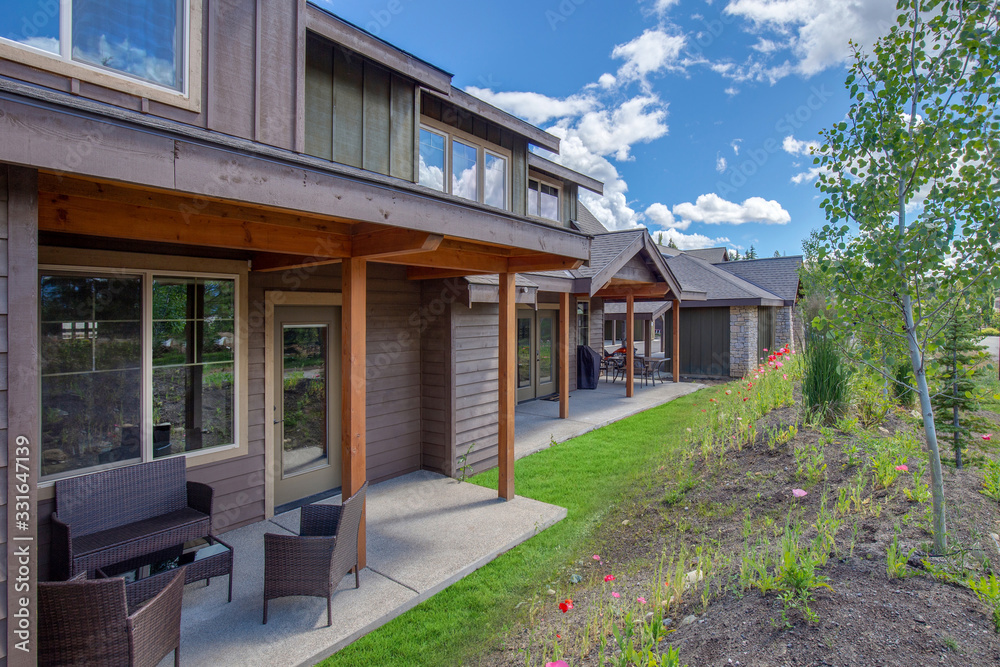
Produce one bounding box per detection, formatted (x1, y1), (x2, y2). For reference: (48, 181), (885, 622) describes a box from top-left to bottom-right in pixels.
(729, 305), (759, 378)
(775, 306), (794, 349)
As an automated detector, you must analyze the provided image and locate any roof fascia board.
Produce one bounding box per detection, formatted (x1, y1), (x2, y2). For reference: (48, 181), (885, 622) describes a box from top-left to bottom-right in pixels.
(527, 153), (604, 194)
(305, 5), (452, 93)
(424, 87), (560, 153)
(679, 298), (784, 308)
(641, 235), (683, 300)
(468, 284), (537, 304)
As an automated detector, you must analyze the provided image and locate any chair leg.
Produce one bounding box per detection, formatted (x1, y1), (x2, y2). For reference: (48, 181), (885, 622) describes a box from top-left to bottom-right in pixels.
(355, 565), (360, 588)
(327, 595), (333, 627)
(263, 599), (268, 625)
(175, 646), (180, 667)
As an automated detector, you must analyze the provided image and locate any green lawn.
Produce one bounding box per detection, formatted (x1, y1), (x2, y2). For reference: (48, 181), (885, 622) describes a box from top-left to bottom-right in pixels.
(321, 386), (716, 666)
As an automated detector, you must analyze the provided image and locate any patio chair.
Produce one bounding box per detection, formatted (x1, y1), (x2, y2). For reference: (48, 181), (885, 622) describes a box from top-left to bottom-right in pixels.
(39, 569), (184, 667)
(263, 481), (368, 627)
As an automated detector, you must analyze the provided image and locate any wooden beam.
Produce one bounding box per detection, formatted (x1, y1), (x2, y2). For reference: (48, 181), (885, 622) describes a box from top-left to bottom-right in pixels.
(498, 272), (516, 501)
(672, 299), (681, 384)
(252, 254), (342, 273)
(559, 292), (570, 419)
(595, 282), (671, 300)
(626, 293), (635, 398)
(507, 254), (584, 273)
(38, 173), (357, 235)
(382, 247), (509, 273)
(352, 229), (443, 258)
(406, 266), (493, 280)
(342, 258), (367, 569)
(39, 193), (353, 258)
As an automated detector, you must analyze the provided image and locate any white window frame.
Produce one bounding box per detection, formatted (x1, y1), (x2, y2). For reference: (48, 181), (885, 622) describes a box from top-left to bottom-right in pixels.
(0, 0), (203, 112)
(577, 299), (590, 347)
(38, 259), (245, 486)
(528, 174), (562, 222)
(418, 117), (511, 211)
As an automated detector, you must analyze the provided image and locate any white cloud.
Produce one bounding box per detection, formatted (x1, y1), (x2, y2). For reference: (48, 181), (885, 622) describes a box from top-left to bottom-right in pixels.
(731, 139), (743, 155)
(557, 95), (669, 161)
(716, 155), (728, 173)
(724, 86), (739, 97)
(790, 166), (822, 184)
(723, 0), (898, 78)
(645, 202), (690, 230)
(782, 135), (819, 156)
(612, 29), (687, 86)
(659, 228), (733, 250)
(654, 0), (682, 14)
(673, 193), (791, 225)
(598, 73), (617, 89)
(463, 87), (598, 125)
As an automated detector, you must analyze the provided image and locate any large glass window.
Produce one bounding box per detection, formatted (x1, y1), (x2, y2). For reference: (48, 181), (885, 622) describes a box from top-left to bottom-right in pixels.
(0, 0), (186, 91)
(451, 139), (479, 202)
(40, 269), (237, 481)
(417, 123), (509, 210)
(529, 179), (561, 221)
(418, 128), (446, 192)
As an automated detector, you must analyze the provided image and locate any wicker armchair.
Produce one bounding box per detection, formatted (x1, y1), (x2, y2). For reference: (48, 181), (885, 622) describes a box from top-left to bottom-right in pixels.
(39, 569), (184, 667)
(263, 481), (368, 626)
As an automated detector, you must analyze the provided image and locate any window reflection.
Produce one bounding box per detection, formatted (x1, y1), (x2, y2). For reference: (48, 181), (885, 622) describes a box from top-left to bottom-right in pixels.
(484, 153), (507, 209)
(0, 1), (60, 54)
(452, 139), (478, 202)
(418, 128), (446, 191)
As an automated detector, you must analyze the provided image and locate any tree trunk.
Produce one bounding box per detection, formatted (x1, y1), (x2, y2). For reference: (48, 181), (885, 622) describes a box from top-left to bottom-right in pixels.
(904, 293), (947, 553)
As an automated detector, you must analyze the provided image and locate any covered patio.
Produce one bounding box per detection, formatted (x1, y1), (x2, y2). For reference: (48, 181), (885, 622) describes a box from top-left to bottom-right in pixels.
(160, 470), (565, 667)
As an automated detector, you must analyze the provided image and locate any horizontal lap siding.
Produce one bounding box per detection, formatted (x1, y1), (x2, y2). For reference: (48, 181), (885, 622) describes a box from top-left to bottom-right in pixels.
(420, 281), (453, 476)
(453, 304), (499, 474)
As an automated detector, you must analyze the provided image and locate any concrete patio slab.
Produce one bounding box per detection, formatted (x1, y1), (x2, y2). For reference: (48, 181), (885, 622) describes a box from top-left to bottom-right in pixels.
(514, 378), (704, 460)
(163, 471), (566, 667)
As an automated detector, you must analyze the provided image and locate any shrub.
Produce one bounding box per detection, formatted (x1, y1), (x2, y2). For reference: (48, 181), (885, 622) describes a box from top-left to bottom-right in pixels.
(980, 327), (1000, 337)
(803, 336), (848, 423)
(892, 361), (915, 407)
(853, 373), (893, 428)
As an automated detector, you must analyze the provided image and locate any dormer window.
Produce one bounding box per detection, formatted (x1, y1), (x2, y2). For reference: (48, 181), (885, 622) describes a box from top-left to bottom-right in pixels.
(418, 121), (510, 211)
(529, 179), (560, 222)
(1, 0), (186, 91)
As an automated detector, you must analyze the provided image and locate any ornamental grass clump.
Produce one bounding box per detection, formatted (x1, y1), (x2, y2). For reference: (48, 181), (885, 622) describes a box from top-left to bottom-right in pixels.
(803, 336), (848, 424)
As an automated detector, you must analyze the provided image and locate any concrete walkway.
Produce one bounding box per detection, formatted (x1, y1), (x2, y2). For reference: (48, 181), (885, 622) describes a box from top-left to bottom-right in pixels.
(163, 471), (566, 667)
(514, 377), (704, 460)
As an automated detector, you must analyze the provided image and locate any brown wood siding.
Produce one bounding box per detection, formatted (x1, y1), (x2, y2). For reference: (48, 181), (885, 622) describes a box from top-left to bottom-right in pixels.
(510, 135), (528, 217)
(305, 35), (416, 178)
(420, 281), (456, 476)
(256, 0), (298, 149)
(590, 298), (605, 355)
(452, 304), (500, 474)
(663, 307), (731, 377)
(207, 0), (257, 139)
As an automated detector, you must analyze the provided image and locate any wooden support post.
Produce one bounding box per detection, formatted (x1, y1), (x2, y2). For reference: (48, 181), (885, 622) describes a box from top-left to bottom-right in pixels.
(626, 293), (635, 398)
(559, 292), (570, 419)
(342, 257), (367, 569)
(643, 319), (652, 358)
(673, 299), (681, 384)
(498, 273), (516, 500)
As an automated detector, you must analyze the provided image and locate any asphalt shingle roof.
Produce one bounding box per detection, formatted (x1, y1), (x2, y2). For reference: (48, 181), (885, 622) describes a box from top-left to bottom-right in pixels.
(664, 254), (785, 304)
(712, 256), (803, 303)
(571, 202), (610, 236)
(575, 230), (645, 278)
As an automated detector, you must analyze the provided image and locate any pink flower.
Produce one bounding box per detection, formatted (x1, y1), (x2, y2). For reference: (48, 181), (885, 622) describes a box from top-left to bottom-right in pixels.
(763, 348), (769, 352)
(984, 434), (992, 441)
(783, 374), (788, 380)
(612, 592), (621, 598)
(604, 575), (616, 582)
(559, 599), (574, 613)
(546, 662), (570, 667)
(792, 489), (808, 498)
(895, 465), (909, 472)
(775, 361), (784, 368)
(593, 554), (601, 561)
(638, 596), (647, 604)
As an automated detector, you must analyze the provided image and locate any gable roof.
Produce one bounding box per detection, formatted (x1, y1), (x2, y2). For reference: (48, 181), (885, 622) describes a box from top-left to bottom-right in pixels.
(712, 256), (803, 305)
(656, 245), (728, 263)
(571, 203), (610, 236)
(664, 254), (785, 306)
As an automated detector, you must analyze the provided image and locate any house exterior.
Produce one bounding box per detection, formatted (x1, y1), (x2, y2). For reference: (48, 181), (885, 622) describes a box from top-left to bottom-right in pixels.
(0, 3), (613, 660)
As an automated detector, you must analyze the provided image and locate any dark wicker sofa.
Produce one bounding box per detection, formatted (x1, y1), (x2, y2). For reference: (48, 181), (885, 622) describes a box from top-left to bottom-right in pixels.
(51, 457), (213, 580)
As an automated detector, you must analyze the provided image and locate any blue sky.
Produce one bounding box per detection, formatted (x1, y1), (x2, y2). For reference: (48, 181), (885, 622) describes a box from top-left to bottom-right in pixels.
(317, 0), (899, 256)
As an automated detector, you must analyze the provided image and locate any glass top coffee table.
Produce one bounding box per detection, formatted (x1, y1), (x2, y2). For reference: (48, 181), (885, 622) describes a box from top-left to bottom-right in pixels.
(97, 535), (233, 609)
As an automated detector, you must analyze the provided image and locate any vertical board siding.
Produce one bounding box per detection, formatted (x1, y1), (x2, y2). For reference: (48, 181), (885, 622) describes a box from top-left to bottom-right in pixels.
(304, 36), (416, 179)
(590, 298), (605, 355)
(452, 303), (500, 474)
(332, 45), (364, 168)
(510, 135), (528, 217)
(304, 34), (334, 161)
(663, 307), (731, 377)
(362, 62), (392, 175)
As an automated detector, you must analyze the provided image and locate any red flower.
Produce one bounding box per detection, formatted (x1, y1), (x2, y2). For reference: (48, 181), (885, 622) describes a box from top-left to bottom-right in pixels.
(604, 575), (616, 582)
(559, 599), (574, 613)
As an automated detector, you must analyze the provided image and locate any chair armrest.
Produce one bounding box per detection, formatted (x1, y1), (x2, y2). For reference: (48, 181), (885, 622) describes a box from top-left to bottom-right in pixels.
(127, 570), (184, 667)
(300, 504), (342, 537)
(187, 481), (214, 518)
(49, 513), (73, 581)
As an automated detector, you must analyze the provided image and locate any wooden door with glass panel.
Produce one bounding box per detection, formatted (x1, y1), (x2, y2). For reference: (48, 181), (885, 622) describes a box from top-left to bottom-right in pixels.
(516, 309), (559, 402)
(273, 306), (341, 508)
